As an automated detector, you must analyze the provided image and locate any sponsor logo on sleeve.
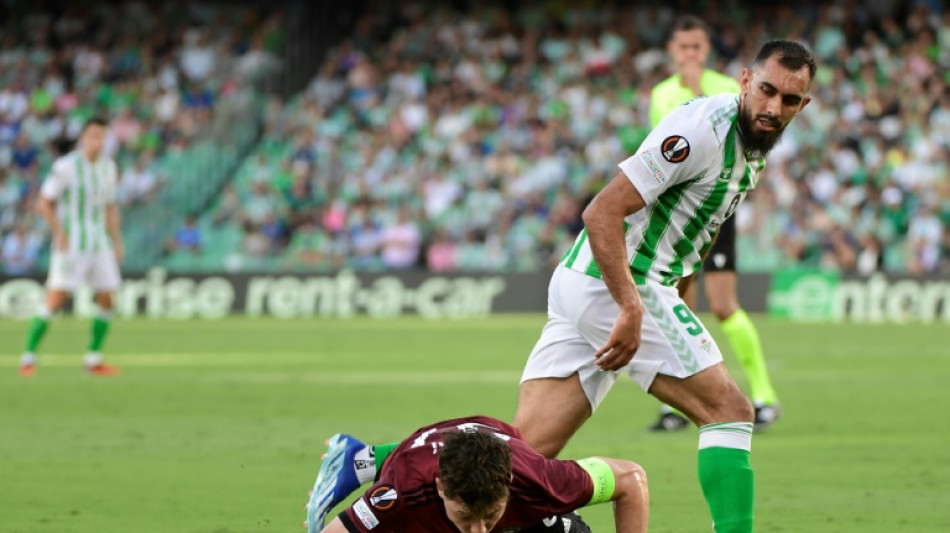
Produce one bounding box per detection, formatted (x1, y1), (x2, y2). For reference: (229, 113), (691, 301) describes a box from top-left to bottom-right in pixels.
(353, 498), (380, 530)
(369, 485), (398, 512)
(640, 151), (667, 184)
(661, 135), (690, 163)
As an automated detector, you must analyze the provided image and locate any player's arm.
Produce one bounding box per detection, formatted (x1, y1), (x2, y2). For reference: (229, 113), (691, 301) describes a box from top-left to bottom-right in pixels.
(106, 202), (124, 264)
(581, 172), (647, 371)
(576, 457), (649, 533)
(105, 161), (124, 263)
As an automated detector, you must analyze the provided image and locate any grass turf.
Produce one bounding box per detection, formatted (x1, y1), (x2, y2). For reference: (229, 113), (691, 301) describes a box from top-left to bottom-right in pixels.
(1, 315), (948, 532)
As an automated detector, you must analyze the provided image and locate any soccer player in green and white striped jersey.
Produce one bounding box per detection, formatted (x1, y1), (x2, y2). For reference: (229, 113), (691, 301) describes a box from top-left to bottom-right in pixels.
(20, 117), (124, 376)
(647, 16), (781, 432)
(514, 41), (815, 533)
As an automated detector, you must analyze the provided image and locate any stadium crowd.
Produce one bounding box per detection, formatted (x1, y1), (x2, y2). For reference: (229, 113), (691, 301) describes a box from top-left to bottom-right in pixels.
(2, 1), (949, 275)
(207, 0), (950, 274)
(0, 1), (283, 274)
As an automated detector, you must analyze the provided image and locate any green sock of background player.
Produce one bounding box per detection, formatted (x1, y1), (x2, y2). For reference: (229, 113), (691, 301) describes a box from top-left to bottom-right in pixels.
(22, 307), (52, 366)
(89, 310), (112, 353)
(721, 309), (778, 406)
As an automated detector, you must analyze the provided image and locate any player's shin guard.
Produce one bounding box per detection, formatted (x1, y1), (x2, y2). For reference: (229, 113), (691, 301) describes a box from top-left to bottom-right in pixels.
(697, 422), (754, 533)
(89, 311), (112, 352)
(721, 310), (777, 405)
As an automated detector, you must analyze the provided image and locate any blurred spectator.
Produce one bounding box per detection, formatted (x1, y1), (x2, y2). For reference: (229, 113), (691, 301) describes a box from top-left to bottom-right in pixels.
(212, 185), (243, 227)
(166, 214), (202, 255)
(350, 217), (383, 270)
(287, 219), (333, 268)
(118, 155), (158, 206)
(426, 228), (458, 272)
(244, 181), (284, 228)
(11, 134), (38, 171)
(1, 224), (41, 275)
(243, 220), (270, 259)
(380, 207), (421, 270)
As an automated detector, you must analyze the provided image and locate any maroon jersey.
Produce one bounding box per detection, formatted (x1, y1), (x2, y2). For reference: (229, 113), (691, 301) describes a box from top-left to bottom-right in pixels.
(339, 416), (594, 533)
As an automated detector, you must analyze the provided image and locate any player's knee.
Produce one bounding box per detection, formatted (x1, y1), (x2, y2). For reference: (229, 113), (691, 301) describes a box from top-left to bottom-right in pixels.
(709, 299), (739, 322)
(724, 393), (755, 423)
(618, 460), (648, 490)
(698, 388), (754, 425)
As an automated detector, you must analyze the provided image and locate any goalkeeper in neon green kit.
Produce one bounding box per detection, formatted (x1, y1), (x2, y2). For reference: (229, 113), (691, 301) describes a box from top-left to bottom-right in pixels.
(647, 15), (780, 431)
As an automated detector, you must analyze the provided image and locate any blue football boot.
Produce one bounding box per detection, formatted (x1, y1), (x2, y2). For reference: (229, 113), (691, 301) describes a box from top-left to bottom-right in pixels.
(305, 434), (367, 533)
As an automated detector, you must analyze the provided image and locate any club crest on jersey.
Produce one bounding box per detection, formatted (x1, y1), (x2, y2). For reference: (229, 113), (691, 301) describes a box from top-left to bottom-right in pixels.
(661, 135), (690, 163)
(369, 485), (398, 512)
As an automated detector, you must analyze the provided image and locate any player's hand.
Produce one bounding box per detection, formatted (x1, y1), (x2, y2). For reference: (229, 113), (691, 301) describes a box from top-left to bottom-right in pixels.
(113, 242), (125, 265)
(593, 304), (644, 371)
(53, 231), (68, 252)
(680, 62), (704, 96)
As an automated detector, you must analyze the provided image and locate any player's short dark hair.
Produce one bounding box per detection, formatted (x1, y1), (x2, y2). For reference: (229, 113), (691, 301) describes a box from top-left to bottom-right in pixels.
(753, 40), (817, 80)
(438, 430), (512, 518)
(81, 117), (109, 133)
(669, 15), (710, 40)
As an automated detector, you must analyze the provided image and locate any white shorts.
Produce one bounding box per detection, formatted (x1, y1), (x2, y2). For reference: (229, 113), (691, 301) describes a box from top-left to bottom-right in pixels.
(47, 250), (122, 292)
(521, 265), (723, 411)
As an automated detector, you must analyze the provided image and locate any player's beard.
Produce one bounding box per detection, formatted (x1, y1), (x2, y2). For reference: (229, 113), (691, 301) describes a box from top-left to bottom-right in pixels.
(736, 104), (786, 159)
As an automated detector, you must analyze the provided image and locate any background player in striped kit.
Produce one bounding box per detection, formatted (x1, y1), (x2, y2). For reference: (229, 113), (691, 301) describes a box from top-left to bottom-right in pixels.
(647, 15), (781, 432)
(20, 117), (123, 376)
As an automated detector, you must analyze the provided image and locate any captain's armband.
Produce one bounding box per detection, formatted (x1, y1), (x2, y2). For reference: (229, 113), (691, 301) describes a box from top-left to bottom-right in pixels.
(575, 457), (616, 505)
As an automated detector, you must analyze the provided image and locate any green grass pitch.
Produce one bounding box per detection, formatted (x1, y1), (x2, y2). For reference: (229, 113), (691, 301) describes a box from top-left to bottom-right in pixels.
(1, 315), (948, 532)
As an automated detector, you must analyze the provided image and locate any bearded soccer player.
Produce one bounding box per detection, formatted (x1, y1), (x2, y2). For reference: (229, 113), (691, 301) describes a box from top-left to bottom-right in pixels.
(306, 417), (648, 533)
(508, 40), (814, 533)
(647, 16), (781, 431)
(19, 117), (123, 376)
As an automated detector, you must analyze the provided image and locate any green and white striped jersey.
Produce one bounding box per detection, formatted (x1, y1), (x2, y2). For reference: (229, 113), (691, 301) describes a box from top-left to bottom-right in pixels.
(40, 151), (118, 254)
(562, 94), (764, 286)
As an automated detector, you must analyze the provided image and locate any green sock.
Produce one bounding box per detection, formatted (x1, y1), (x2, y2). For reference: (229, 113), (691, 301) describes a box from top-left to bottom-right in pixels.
(721, 310), (778, 405)
(372, 442), (399, 474)
(698, 423), (755, 533)
(89, 314), (111, 352)
(25, 316), (50, 352)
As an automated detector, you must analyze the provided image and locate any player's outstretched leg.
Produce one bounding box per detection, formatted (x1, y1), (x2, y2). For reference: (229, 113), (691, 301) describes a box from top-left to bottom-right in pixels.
(305, 434), (398, 532)
(650, 364), (755, 533)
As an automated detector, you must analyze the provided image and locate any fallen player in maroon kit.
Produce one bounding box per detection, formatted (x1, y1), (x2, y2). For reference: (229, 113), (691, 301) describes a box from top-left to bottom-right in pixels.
(312, 416), (648, 533)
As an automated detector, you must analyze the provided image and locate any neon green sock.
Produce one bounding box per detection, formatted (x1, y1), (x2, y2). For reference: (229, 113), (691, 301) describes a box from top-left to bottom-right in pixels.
(372, 442), (399, 475)
(25, 316), (49, 352)
(721, 310), (778, 405)
(698, 423), (755, 533)
(89, 315), (111, 352)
